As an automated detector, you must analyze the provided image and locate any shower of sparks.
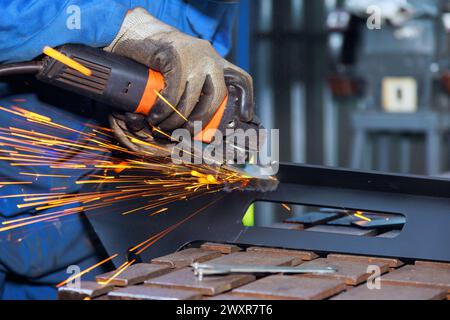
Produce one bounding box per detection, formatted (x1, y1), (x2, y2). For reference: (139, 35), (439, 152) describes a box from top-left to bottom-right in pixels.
(0, 102), (255, 286)
(0, 104), (252, 233)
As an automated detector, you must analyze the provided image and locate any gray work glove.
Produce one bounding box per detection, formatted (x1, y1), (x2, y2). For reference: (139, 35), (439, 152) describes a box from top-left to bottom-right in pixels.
(105, 7), (254, 156)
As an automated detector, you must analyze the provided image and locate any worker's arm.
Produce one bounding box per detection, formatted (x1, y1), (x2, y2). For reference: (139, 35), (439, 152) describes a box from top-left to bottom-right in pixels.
(0, 0), (238, 63)
(0, 1), (129, 63)
(0, 1), (253, 154)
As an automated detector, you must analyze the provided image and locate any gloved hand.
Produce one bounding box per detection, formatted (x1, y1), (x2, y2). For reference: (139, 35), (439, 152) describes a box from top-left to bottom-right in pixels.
(105, 7), (254, 156)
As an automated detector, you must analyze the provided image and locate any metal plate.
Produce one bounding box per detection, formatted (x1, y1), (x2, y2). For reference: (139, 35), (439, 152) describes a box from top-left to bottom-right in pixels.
(86, 164), (450, 267)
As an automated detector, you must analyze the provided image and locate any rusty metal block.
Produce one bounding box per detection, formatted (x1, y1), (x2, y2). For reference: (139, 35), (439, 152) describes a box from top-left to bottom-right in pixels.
(415, 261), (450, 270)
(200, 242), (242, 254)
(327, 253), (404, 268)
(285, 211), (341, 226)
(233, 275), (346, 300)
(152, 248), (221, 268)
(96, 263), (171, 287)
(208, 251), (303, 267)
(246, 246), (318, 261)
(305, 225), (377, 236)
(331, 283), (447, 300)
(58, 281), (114, 300)
(108, 285), (202, 300)
(300, 258), (390, 285)
(145, 268), (255, 296)
(207, 294), (267, 300)
(382, 265), (450, 292)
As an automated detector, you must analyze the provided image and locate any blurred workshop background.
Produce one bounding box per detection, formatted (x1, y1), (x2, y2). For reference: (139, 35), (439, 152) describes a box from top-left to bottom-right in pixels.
(230, 0), (450, 176)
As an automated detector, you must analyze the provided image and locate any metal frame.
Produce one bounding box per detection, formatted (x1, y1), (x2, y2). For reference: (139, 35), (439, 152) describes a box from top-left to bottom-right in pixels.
(87, 163), (450, 268)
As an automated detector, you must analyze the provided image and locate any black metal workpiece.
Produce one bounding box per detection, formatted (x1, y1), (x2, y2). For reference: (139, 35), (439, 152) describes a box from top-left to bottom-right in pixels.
(284, 211), (342, 227)
(352, 216), (406, 229)
(86, 163), (450, 267)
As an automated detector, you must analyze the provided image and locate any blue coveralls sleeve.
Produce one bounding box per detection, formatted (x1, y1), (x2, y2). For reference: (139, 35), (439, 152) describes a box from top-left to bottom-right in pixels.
(0, 0), (238, 63)
(0, 0), (129, 63)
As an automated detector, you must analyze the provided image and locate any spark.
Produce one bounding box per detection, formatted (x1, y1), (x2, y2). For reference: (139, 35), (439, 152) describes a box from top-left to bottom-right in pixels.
(50, 187), (67, 191)
(281, 203), (291, 212)
(43, 46), (92, 76)
(153, 90), (188, 122)
(97, 259), (136, 287)
(148, 207), (168, 216)
(0, 181), (32, 185)
(354, 211), (372, 222)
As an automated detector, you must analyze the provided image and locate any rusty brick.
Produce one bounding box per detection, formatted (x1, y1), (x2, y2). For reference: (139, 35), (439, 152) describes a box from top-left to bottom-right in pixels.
(58, 281), (114, 300)
(331, 283), (447, 300)
(208, 251), (302, 267)
(108, 285), (202, 300)
(266, 222), (304, 231)
(382, 265), (450, 292)
(246, 246), (318, 261)
(200, 242), (242, 254)
(299, 258), (390, 285)
(93, 295), (110, 300)
(233, 275), (346, 300)
(415, 261), (450, 270)
(305, 225), (377, 236)
(96, 263), (171, 287)
(377, 230), (401, 238)
(327, 253), (404, 268)
(285, 211), (341, 226)
(152, 248), (221, 268)
(145, 268), (255, 296)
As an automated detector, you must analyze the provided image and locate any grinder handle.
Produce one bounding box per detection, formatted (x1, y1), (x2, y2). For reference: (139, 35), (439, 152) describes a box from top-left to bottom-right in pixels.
(37, 44), (228, 144)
